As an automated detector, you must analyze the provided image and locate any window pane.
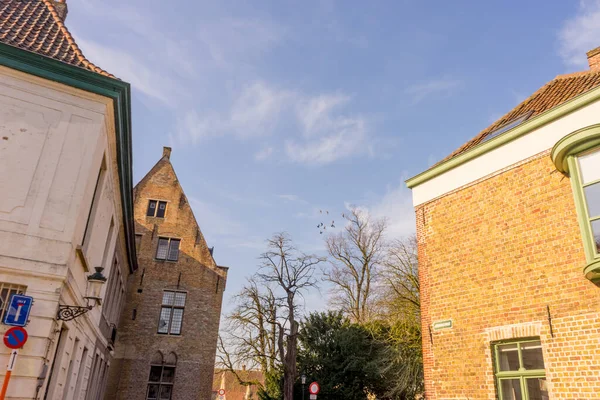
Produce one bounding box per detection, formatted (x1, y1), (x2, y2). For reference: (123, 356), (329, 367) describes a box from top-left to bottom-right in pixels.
(592, 219), (600, 253)
(170, 309), (183, 335)
(156, 201), (167, 218)
(159, 385), (173, 400)
(147, 200), (157, 217)
(162, 367), (175, 383)
(521, 341), (545, 370)
(158, 308), (172, 334)
(148, 366), (162, 382)
(146, 384), (160, 400)
(584, 182), (600, 218)
(162, 292), (175, 306)
(167, 239), (180, 261)
(156, 238), (169, 260)
(173, 292), (186, 307)
(526, 377), (549, 400)
(497, 343), (520, 371)
(579, 149), (600, 185)
(500, 379), (523, 400)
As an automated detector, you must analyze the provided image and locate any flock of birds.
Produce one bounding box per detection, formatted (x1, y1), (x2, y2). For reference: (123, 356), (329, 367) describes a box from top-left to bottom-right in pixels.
(316, 210), (344, 234)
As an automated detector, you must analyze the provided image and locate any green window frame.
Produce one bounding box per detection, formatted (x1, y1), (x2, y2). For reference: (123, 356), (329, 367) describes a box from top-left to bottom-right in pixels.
(492, 338), (548, 400)
(552, 124), (600, 281)
(569, 149), (600, 255)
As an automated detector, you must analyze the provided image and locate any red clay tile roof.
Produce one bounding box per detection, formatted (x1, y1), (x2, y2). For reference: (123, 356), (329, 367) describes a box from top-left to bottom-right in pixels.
(212, 369), (264, 400)
(437, 69), (600, 165)
(0, 0), (113, 77)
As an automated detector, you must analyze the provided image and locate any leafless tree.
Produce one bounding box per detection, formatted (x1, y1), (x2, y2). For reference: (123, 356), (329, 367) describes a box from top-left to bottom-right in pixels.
(218, 233), (323, 400)
(381, 235), (420, 321)
(323, 207), (387, 323)
(217, 278), (280, 387)
(258, 233), (324, 400)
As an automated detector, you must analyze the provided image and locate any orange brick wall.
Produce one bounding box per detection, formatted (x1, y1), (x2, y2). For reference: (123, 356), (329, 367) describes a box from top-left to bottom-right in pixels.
(416, 152), (600, 399)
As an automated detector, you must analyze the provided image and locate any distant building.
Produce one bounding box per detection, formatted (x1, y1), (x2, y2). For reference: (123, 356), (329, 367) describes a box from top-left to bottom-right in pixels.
(407, 47), (600, 398)
(0, 0), (136, 399)
(106, 147), (228, 400)
(212, 368), (264, 400)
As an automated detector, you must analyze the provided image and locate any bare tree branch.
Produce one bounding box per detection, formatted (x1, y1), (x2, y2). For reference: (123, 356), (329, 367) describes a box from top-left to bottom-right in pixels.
(323, 207), (387, 323)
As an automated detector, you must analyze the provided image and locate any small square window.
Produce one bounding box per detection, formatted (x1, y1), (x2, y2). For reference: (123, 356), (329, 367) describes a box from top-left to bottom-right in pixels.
(147, 200), (168, 218)
(147, 200), (157, 217)
(156, 201), (167, 218)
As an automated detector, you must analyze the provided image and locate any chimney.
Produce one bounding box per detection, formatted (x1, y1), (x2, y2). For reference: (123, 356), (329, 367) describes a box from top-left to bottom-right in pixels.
(242, 364), (246, 371)
(53, 0), (68, 22)
(586, 46), (600, 71)
(162, 146), (172, 159)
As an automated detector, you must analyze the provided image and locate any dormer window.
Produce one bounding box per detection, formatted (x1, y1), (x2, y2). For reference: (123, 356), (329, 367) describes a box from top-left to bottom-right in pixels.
(576, 149), (600, 254)
(147, 200), (167, 218)
(551, 124), (600, 281)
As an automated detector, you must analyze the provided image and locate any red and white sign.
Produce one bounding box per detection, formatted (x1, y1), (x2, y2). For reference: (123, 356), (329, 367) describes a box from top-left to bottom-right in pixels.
(309, 382), (320, 394)
(218, 389), (225, 395)
(3, 327), (27, 350)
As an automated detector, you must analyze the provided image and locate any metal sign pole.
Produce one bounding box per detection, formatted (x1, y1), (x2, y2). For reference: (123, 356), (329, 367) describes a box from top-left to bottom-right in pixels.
(0, 349), (18, 400)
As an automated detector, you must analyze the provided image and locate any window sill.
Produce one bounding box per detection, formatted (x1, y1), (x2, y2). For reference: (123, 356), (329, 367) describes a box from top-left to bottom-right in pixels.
(584, 258), (600, 282)
(76, 245), (91, 272)
(156, 333), (183, 337)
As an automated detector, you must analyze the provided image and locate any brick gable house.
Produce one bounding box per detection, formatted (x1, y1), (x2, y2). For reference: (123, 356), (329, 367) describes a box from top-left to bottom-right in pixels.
(407, 48), (600, 399)
(106, 147), (228, 400)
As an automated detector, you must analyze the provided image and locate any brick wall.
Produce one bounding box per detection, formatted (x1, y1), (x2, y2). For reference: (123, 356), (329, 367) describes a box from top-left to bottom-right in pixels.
(416, 152), (600, 399)
(106, 153), (228, 400)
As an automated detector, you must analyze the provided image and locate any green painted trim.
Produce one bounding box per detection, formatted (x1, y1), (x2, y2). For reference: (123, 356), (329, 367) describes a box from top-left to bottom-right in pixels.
(551, 124), (600, 174)
(584, 259), (600, 282)
(567, 156), (599, 266)
(0, 42), (138, 273)
(491, 338), (546, 400)
(406, 85), (600, 189)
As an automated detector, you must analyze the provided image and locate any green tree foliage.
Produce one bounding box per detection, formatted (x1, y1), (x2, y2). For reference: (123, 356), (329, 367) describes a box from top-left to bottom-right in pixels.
(258, 368), (283, 400)
(297, 311), (384, 400)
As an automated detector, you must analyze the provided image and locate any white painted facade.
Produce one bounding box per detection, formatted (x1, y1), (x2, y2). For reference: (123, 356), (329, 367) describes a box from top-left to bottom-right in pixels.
(410, 90), (600, 206)
(0, 66), (131, 399)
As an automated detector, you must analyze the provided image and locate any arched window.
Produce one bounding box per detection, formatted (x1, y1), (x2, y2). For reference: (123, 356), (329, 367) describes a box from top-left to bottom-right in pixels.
(146, 351), (176, 400)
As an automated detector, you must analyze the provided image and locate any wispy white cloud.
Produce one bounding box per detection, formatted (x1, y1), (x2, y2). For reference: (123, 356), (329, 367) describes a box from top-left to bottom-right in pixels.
(285, 116), (366, 165)
(76, 38), (178, 104)
(558, 0), (600, 68)
(404, 78), (463, 104)
(198, 18), (285, 68)
(285, 94), (368, 165)
(188, 196), (244, 238)
(254, 146), (274, 161)
(357, 176), (416, 239)
(175, 82), (370, 165)
(277, 194), (308, 203)
(175, 82), (292, 144)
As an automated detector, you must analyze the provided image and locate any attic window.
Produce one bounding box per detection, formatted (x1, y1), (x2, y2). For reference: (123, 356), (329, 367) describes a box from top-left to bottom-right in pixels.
(147, 200), (167, 218)
(481, 112), (532, 143)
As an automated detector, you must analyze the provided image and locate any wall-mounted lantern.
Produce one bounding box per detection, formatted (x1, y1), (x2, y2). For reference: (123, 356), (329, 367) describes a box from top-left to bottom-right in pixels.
(57, 267), (107, 321)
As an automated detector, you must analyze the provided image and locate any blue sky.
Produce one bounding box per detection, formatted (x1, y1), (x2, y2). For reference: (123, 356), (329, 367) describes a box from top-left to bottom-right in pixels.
(68, 0), (600, 312)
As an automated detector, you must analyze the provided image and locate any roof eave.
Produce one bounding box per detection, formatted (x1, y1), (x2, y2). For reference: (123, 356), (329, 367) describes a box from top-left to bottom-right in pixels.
(405, 84), (600, 189)
(0, 42), (138, 273)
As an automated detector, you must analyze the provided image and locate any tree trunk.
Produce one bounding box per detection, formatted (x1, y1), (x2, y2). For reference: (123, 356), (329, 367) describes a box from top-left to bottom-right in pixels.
(283, 320), (298, 400)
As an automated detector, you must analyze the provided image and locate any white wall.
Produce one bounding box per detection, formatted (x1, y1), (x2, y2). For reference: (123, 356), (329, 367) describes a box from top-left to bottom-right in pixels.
(0, 65), (130, 399)
(411, 98), (600, 206)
